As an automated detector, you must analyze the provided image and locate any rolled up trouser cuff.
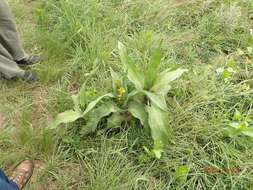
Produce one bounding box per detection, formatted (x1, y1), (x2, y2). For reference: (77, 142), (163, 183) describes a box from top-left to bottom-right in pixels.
(15, 53), (28, 62)
(0, 54), (25, 79)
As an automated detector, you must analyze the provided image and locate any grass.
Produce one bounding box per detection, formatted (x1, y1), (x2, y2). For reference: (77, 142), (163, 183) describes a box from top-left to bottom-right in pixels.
(0, 0), (253, 189)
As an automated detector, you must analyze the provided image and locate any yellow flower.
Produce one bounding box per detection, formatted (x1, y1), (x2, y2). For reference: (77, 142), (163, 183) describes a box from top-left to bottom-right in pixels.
(117, 87), (126, 99)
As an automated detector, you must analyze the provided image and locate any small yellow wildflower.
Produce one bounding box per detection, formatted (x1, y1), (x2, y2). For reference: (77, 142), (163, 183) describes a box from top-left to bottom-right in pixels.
(117, 87), (126, 100)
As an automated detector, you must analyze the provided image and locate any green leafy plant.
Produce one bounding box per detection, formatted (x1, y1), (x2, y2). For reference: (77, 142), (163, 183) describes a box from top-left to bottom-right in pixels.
(216, 58), (237, 82)
(175, 165), (190, 184)
(224, 110), (253, 138)
(49, 42), (187, 158)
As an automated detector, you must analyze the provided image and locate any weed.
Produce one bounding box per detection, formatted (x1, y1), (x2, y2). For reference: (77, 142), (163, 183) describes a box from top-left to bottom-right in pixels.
(50, 40), (187, 159)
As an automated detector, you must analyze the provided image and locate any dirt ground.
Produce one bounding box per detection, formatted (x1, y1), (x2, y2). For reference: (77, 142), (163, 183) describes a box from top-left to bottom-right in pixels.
(0, 112), (6, 128)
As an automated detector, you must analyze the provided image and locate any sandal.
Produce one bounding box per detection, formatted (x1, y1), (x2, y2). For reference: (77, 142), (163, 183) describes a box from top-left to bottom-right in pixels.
(10, 160), (34, 190)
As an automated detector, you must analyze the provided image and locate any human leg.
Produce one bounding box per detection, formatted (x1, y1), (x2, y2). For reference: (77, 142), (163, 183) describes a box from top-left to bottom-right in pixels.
(0, 42), (39, 81)
(0, 170), (19, 190)
(0, 1), (40, 81)
(0, 43), (25, 79)
(0, 0), (26, 61)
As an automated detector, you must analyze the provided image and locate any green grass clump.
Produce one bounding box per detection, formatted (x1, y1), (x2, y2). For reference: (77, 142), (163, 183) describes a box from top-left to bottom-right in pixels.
(0, 0), (252, 189)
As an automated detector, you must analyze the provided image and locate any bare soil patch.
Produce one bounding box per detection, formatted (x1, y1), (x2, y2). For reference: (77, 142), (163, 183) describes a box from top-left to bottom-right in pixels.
(0, 112), (6, 128)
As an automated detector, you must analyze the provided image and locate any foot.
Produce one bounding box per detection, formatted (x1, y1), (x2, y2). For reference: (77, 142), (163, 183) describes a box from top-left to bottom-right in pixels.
(22, 71), (38, 82)
(16, 55), (42, 66)
(10, 160), (34, 190)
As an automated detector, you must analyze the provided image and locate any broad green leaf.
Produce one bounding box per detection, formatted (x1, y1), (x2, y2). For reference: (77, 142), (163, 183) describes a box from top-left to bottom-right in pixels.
(82, 93), (115, 116)
(152, 140), (164, 159)
(72, 94), (81, 112)
(126, 60), (144, 90)
(142, 90), (168, 111)
(157, 68), (187, 83)
(118, 41), (144, 90)
(147, 103), (171, 158)
(247, 47), (253, 54)
(124, 90), (142, 107)
(225, 121), (247, 137)
(229, 122), (241, 129)
(49, 110), (83, 129)
(107, 112), (125, 129)
(118, 42), (128, 68)
(158, 85), (172, 97)
(175, 166), (190, 183)
(152, 68), (187, 96)
(110, 67), (121, 95)
(145, 48), (162, 89)
(79, 83), (87, 107)
(224, 125), (241, 138)
(128, 101), (149, 130)
(233, 110), (242, 121)
(126, 90), (140, 100)
(242, 127), (253, 137)
(110, 67), (119, 79)
(81, 102), (120, 135)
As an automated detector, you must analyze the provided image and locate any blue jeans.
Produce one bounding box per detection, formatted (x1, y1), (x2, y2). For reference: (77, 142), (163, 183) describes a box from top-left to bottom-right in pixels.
(0, 169), (19, 190)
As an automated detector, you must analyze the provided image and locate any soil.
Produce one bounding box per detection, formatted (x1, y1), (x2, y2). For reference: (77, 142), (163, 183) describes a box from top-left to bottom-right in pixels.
(0, 112), (6, 128)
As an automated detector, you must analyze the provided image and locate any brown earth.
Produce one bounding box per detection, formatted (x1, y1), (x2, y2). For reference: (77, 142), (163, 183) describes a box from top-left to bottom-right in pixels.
(0, 112), (6, 128)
